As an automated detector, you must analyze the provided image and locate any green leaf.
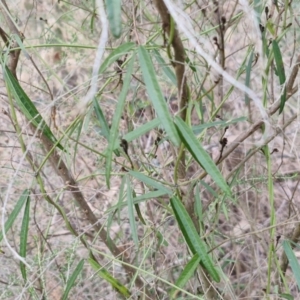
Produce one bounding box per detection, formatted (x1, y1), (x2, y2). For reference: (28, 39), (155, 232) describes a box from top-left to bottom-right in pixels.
(279, 293), (294, 300)
(134, 190), (167, 202)
(132, 189), (146, 225)
(185, 55), (197, 72)
(0, 189), (30, 242)
(171, 196), (220, 282)
(266, 19), (276, 37)
(123, 118), (160, 142)
(88, 257), (131, 297)
(99, 42), (135, 74)
(107, 190), (166, 214)
(253, 0), (263, 19)
(93, 97), (120, 156)
(153, 49), (177, 86)
(105, 0), (122, 38)
(126, 176), (139, 247)
(93, 97), (110, 140)
(272, 40), (286, 114)
(20, 193), (30, 281)
(283, 240), (300, 290)
(192, 117), (247, 135)
(128, 170), (172, 195)
(113, 175), (126, 225)
(170, 254), (201, 298)
(3, 66), (64, 151)
(62, 259), (84, 300)
(156, 230), (168, 247)
(245, 49), (254, 105)
(199, 180), (218, 198)
(195, 185), (204, 232)
(175, 117), (231, 196)
(90, 8), (96, 33)
(138, 46), (180, 146)
(105, 55), (135, 188)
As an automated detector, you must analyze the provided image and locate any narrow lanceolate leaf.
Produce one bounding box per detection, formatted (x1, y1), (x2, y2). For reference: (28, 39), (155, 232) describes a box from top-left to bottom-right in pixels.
(88, 257), (131, 297)
(175, 117), (231, 196)
(171, 196), (220, 282)
(128, 170), (172, 195)
(283, 240), (300, 290)
(0, 189), (30, 242)
(245, 49), (254, 105)
(3, 66), (64, 151)
(107, 190), (166, 214)
(105, 0), (122, 38)
(105, 55), (135, 188)
(272, 40), (286, 114)
(253, 0), (263, 19)
(279, 293), (294, 300)
(138, 46), (180, 146)
(99, 42), (135, 74)
(123, 118), (160, 142)
(132, 189), (146, 225)
(93, 97), (110, 140)
(170, 254), (201, 298)
(153, 49), (177, 86)
(192, 117), (247, 135)
(62, 259), (84, 300)
(20, 193), (30, 281)
(195, 185), (204, 232)
(126, 176), (139, 247)
(93, 97), (120, 156)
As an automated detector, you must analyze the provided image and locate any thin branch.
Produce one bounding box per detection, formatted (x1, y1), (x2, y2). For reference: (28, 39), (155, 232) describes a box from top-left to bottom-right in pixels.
(154, 0), (189, 181)
(77, 0), (108, 113)
(162, 0), (271, 136)
(190, 54), (300, 188)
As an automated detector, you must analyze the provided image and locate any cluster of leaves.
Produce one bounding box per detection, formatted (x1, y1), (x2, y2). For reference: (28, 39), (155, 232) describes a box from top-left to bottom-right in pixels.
(1, 1), (300, 299)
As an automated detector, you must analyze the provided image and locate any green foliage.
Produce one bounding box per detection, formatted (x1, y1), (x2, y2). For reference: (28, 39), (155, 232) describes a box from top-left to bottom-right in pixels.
(138, 46), (180, 146)
(105, 55), (135, 187)
(175, 117), (231, 196)
(62, 259), (84, 300)
(283, 241), (300, 291)
(171, 196), (220, 283)
(19, 194), (30, 281)
(0, 190), (30, 242)
(1, 1), (299, 299)
(3, 66), (65, 151)
(272, 40), (286, 114)
(88, 258), (131, 297)
(170, 254), (201, 298)
(105, 0), (122, 38)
